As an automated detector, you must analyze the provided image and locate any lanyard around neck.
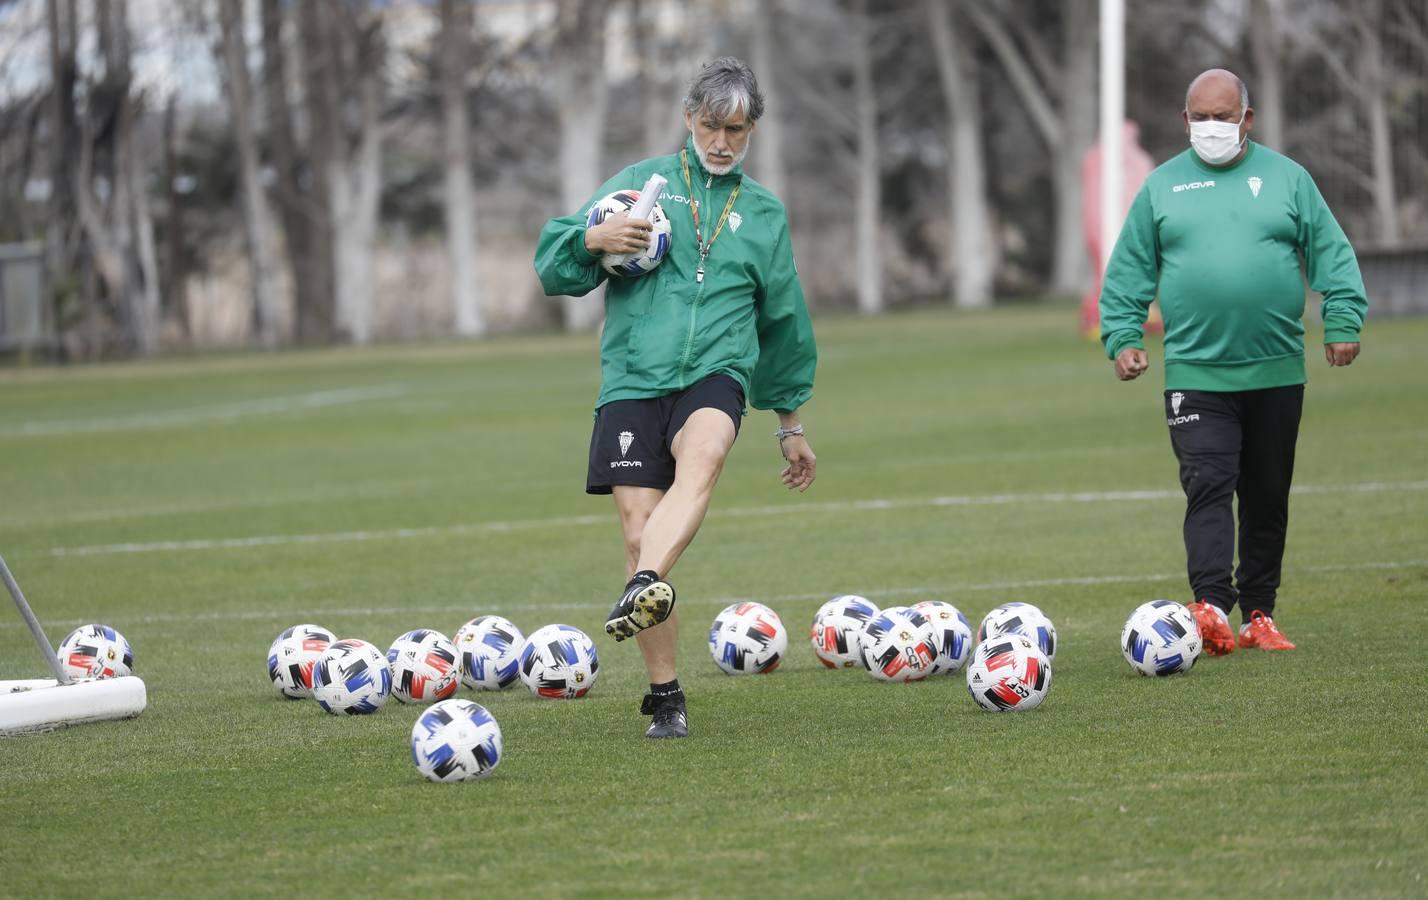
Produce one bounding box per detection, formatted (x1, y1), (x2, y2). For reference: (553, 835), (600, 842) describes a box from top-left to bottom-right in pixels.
(680, 148), (742, 283)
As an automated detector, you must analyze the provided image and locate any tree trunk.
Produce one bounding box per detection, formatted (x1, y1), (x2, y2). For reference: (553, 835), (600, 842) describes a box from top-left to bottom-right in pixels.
(851, 0), (881, 315)
(332, 32), (383, 347)
(555, 0), (610, 332)
(264, 0), (334, 345)
(218, 0), (283, 347)
(161, 95), (190, 341)
(44, 0), (80, 323)
(440, 0), (484, 337)
(1052, 0), (1096, 297)
(749, 0), (788, 201)
(927, 0), (994, 308)
(1357, 1), (1401, 245)
(1248, 0), (1286, 151)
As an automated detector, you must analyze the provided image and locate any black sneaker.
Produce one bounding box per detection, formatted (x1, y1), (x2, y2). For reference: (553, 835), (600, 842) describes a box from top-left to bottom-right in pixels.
(604, 571), (675, 642)
(640, 692), (688, 739)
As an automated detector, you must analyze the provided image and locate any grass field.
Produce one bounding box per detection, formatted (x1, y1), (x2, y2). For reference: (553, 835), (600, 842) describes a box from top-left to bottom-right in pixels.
(1, 305), (1425, 897)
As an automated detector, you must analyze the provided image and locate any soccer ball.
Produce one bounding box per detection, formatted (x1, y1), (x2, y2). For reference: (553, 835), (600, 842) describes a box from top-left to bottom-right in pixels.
(519, 625), (599, 699)
(57, 624), (132, 680)
(585, 189), (673, 277)
(978, 601), (1058, 661)
(966, 634), (1052, 712)
(386, 629), (461, 704)
(311, 639), (391, 715)
(454, 615), (526, 690)
(410, 699), (504, 783)
(858, 606), (938, 683)
(809, 594), (880, 669)
(911, 600), (973, 674)
(709, 602), (788, 675)
(1121, 600), (1202, 676)
(266, 623), (336, 699)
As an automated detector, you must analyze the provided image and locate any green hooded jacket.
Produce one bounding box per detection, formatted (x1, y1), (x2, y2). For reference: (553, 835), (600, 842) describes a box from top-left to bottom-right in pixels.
(534, 137), (816, 413)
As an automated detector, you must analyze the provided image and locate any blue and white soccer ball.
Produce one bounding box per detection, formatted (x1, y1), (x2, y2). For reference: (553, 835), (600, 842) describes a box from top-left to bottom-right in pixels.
(585, 189), (673, 277)
(410, 699), (504, 783)
(387, 629), (461, 704)
(57, 624), (133, 680)
(810, 594), (880, 669)
(1121, 600), (1202, 676)
(709, 602), (788, 675)
(454, 615), (526, 691)
(978, 602), (1058, 662)
(267, 623), (336, 699)
(311, 639), (391, 715)
(519, 625), (599, 699)
(858, 606), (938, 683)
(966, 634), (1052, 712)
(911, 600), (973, 674)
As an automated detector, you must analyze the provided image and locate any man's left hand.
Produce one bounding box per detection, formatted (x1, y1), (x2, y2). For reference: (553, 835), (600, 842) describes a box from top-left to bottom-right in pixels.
(780, 436), (816, 493)
(1325, 342), (1361, 367)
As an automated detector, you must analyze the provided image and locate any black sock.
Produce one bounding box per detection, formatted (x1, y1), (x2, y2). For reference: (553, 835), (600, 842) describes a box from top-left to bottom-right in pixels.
(649, 679), (681, 698)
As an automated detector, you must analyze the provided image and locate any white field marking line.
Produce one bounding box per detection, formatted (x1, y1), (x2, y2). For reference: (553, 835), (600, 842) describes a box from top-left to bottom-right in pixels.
(0, 385), (407, 437)
(43, 479), (1428, 559)
(7, 558), (1423, 632)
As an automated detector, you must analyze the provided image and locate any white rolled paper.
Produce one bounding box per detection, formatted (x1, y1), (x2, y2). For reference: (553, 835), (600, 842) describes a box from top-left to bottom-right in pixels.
(628, 173), (668, 221)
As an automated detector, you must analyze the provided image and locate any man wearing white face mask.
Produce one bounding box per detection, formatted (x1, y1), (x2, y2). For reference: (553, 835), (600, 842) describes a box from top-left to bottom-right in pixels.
(1099, 68), (1368, 657)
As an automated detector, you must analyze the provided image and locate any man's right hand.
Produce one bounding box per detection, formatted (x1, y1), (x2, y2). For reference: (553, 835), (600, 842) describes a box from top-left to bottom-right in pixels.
(1114, 347), (1149, 381)
(585, 212), (653, 256)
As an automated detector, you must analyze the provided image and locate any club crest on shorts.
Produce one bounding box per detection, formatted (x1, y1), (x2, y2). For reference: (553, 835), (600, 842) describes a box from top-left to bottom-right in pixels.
(1171, 392), (1184, 416)
(618, 431), (634, 458)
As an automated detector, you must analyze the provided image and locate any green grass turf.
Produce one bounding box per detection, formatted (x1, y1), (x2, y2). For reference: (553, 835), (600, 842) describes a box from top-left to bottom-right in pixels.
(1, 305), (1425, 897)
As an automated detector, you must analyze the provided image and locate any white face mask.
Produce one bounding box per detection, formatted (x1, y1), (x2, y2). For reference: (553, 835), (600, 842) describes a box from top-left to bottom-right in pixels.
(1189, 118), (1245, 165)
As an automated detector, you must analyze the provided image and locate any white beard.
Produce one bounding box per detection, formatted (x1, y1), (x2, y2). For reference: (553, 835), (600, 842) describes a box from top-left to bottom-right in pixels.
(693, 135), (748, 176)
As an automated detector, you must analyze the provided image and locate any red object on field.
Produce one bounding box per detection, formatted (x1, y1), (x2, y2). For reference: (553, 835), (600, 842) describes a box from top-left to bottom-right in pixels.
(1081, 120), (1158, 338)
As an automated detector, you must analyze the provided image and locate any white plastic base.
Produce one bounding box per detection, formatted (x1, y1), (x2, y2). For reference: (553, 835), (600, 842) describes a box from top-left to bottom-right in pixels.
(0, 676), (147, 735)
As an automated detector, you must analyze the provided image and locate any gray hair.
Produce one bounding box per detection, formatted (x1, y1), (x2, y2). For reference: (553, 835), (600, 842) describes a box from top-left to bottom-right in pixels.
(683, 56), (765, 123)
(1185, 71), (1250, 115)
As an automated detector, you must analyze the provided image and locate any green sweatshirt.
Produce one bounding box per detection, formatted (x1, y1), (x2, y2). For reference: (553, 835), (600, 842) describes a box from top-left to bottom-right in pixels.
(1100, 142), (1368, 391)
(534, 137), (816, 413)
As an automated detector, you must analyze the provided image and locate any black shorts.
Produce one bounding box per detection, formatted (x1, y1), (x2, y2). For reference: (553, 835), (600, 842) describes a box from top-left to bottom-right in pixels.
(586, 374), (746, 494)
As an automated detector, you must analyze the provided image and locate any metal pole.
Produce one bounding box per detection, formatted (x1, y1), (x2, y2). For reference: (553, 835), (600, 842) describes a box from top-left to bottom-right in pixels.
(1100, 0), (1126, 271)
(0, 554), (71, 684)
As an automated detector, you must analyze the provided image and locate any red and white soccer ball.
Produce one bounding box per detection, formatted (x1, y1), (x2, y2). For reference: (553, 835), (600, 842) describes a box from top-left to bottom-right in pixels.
(57, 624), (133, 680)
(978, 601), (1058, 662)
(519, 624), (600, 699)
(267, 623), (336, 699)
(965, 634), (1052, 712)
(453, 615), (526, 691)
(911, 600), (973, 675)
(311, 639), (391, 716)
(386, 629), (461, 704)
(810, 594), (880, 669)
(585, 189), (673, 277)
(858, 606), (938, 683)
(709, 602), (788, 674)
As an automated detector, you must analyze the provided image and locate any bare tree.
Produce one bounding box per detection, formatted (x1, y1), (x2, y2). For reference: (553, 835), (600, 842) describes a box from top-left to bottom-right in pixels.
(962, 0), (1095, 296)
(850, 0), (881, 315)
(927, 0), (994, 308)
(553, 0), (611, 332)
(748, 0), (788, 201)
(440, 0), (484, 337)
(217, 0), (282, 347)
(1248, 0), (1286, 151)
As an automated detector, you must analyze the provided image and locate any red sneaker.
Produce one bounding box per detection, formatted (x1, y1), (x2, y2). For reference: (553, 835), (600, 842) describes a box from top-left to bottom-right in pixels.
(1238, 610), (1296, 650)
(1187, 600), (1235, 656)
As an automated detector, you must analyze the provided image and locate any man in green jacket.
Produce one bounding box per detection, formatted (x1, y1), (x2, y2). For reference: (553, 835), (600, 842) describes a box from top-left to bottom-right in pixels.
(534, 57), (817, 739)
(1100, 68), (1367, 656)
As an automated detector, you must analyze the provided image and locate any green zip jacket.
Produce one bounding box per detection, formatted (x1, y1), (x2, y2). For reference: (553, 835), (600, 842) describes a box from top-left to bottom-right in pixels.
(1100, 142), (1368, 391)
(534, 137), (816, 412)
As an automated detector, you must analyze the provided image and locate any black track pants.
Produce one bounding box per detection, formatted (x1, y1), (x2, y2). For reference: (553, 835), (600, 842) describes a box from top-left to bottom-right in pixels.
(1165, 385), (1304, 622)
